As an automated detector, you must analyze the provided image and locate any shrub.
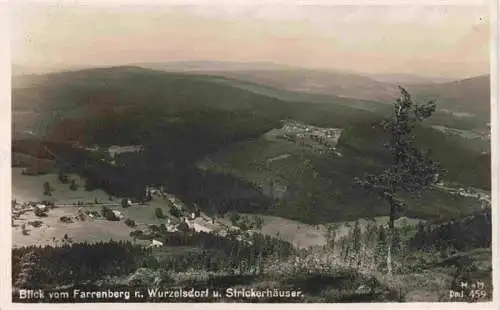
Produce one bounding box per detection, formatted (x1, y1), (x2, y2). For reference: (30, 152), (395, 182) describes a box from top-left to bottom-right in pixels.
(239, 220), (250, 231)
(84, 181), (94, 191)
(148, 224), (160, 233)
(102, 206), (120, 221)
(230, 213), (240, 225)
(155, 208), (165, 219)
(169, 207), (182, 218)
(130, 230), (147, 240)
(60, 216), (73, 224)
(28, 220), (43, 228)
(34, 208), (48, 217)
(125, 218), (136, 228)
(43, 182), (52, 196)
(130, 230), (143, 237)
(177, 221), (191, 233)
(59, 171), (69, 184)
(21, 224), (29, 235)
(69, 179), (79, 191)
(255, 216), (264, 229)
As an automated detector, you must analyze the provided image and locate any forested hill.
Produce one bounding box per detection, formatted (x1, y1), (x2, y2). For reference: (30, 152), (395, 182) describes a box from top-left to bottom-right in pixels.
(337, 120), (490, 190)
(12, 66), (381, 146)
(408, 75), (490, 121)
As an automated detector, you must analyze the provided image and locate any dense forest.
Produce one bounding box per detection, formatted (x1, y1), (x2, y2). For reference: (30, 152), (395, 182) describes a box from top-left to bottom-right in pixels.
(410, 209), (491, 253)
(45, 140), (275, 216)
(13, 241), (149, 288)
(25, 133), (484, 225)
(12, 230), (295, 289)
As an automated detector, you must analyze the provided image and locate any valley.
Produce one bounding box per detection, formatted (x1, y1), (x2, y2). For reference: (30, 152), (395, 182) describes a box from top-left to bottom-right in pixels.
(11, 65), (492, 302)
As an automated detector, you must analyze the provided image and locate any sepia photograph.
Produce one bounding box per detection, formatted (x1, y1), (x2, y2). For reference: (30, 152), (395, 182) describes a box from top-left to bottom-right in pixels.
(8, 0), (496, 304)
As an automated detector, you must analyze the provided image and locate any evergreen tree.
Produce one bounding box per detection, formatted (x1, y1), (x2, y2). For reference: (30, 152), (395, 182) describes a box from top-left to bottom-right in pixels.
(230, 212), (240, 226)
(375, 225), (387, 268)
(102, 206), (119, 221)
(255, 216), (264, 229)
(393, 226), (402, 258)
(155, 208), (165, 219)
(364, 220), (373, 245)
(69, 179), (78, 191)
(146, 189), (153, 201)
(43, 181), (52, 196)
(170, 206), (182, 218)
(58, 170), (69, 184)
(356, 87), (443, 275)
(125, 218), (136, 228)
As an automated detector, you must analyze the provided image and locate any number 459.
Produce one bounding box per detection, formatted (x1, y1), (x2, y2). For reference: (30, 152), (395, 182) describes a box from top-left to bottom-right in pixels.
(469, 290), (487, 299)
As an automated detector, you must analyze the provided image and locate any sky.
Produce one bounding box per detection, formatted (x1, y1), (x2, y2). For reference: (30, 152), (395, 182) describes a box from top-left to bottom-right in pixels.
(10, 2), (491, 78)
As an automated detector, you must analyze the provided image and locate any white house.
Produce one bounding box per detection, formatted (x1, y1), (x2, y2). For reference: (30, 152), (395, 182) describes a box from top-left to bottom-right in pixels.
(217, 230), (228, 237)
(230, 225), (240, 231)
(36, 204), (47, 212)
(149, 239), (164, 248)
(166, 225), (178, 232)
(189, 222), (213, 233)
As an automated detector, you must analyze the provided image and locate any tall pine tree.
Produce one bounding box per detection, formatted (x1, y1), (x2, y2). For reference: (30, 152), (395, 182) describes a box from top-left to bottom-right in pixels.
(356, 87), (444, 274)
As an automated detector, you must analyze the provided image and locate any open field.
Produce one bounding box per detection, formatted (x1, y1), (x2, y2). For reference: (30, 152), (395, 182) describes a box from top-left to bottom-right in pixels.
(12, 168), (110, 203)
(12, 168), (180, 247)
(219, 213), (425, 249)
(13, 207), (144, 248)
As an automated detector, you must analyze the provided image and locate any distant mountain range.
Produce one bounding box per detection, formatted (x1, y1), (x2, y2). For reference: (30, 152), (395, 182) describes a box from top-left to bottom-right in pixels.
(137, 61), (298, 72)
(369, 73), (455, 85)
(407, 74), (491, 121)
(137, 61), (490, 122)
(136, 61), (458, 84)
(140, 61), (401, 102)
(12, 61), (490, 130)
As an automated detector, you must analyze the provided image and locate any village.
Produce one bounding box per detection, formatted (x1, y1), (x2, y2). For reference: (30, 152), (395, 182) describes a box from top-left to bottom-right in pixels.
(278, 120), (343, 156)
(11, 175), (261, 250)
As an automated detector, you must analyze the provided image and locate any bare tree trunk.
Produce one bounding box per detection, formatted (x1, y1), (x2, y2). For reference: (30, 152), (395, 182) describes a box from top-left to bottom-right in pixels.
(387, 234), (392, 275)
(387, 202), (395, 275)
